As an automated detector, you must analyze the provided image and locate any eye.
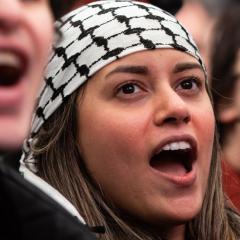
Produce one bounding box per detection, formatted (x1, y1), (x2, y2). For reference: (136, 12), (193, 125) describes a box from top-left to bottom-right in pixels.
(180, 80), (195, 89)
(115, 81), (147, 100)
(176, 77), (202, 94)
(117, 83), (141, 95)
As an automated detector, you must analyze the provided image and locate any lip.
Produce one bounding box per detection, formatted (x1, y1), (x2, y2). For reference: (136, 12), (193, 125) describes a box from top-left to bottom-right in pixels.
(0, 79), (26, 113)
(151, 165), (197, 187)
(0, 41), (30, 112)
(150, 134), (198, 187)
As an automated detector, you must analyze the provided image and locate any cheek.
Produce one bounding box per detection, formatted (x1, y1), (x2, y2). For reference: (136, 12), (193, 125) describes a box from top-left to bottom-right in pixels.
(28, 9), (54, 67)
(25, 8), (54, 101)
(193, 100), (215, 182)
(197, 106), (215, 144)
(77, 105), (151, 198)
(192, 96), (215, 146)
(79, 107), (149, 167)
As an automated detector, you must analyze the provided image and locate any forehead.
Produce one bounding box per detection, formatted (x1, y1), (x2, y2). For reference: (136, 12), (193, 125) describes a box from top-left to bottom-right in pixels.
(99, 48), (201, 74)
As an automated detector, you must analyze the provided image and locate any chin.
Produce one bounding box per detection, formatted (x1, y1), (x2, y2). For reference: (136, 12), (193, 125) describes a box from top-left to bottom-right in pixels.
(143, 195), (203, 227)
(165, 200), (202, 224)
(171, 208), (200, 223)
(148, 210), (199, 230)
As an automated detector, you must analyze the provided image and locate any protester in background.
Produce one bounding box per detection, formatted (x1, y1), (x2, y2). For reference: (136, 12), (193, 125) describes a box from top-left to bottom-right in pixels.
(0, 0), (95, 239)
(21, 1), (240, 239)
(201, 0), (240, 14)
(0, 0), (54, 165)
(176, 0), (215, 74)
(0, 0), (68, 166)
(211, 6), (240, 211)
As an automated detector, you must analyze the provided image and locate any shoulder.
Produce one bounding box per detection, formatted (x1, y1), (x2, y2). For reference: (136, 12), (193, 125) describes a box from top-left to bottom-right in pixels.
(0, 164), (95, 240)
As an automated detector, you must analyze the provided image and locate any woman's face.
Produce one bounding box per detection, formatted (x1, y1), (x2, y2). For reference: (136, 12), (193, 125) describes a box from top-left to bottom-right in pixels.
(0, 0), (54, 150)
(77, 49), (215, 230)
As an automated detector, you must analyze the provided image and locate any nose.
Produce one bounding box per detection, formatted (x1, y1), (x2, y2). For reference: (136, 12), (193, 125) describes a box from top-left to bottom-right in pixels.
(153, 89), (191, 126)
(0, 0), (22, 33)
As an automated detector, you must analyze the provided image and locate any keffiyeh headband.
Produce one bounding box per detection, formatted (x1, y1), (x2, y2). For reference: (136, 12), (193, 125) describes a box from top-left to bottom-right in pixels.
(22, 0), (205, 166)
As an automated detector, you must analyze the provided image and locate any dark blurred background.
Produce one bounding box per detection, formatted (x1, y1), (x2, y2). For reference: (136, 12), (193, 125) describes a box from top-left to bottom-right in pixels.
(50, 0), (240, 19)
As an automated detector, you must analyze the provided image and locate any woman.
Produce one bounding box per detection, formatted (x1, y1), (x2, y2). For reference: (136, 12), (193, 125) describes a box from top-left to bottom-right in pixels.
(21, 1), (240, 239)
(211, 6), (240, 211)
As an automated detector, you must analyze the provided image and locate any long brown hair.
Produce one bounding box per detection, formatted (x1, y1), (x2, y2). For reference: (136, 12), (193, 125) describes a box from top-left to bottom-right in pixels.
(29, 84), (240, 239)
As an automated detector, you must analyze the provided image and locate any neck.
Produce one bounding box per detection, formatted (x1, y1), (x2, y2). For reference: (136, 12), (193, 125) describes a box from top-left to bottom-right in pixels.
(162, 224), (185, 240)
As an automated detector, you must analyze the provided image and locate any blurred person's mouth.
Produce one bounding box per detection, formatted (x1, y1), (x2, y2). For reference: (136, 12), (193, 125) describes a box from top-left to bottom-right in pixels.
(0, 49), (28, 114)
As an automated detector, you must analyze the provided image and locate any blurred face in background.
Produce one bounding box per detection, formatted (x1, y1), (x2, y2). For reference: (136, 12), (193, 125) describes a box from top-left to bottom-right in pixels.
(230, 50), (240, 172)
(233, 50), (240, 112)
(176, 0), (214, 74)
(0, 0), (54, 150)
(220, 49), (240, 173)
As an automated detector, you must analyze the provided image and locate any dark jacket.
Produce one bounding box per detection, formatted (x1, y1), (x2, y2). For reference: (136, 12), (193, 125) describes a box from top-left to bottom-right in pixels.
(0, 162), (95, 240)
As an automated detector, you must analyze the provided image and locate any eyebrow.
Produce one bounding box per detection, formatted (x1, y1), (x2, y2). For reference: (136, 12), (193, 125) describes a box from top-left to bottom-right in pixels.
(106, 65), (149, 78)
(105, 62), (203, 79)
(173, 62), (203, 73)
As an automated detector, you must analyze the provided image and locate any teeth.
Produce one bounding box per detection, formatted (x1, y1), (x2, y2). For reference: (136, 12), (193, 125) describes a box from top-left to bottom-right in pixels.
(161, 141), (191, 152)
(162, 144), (170, 151)
(179, 141), (191, 150)
(0, 52), (21, 69)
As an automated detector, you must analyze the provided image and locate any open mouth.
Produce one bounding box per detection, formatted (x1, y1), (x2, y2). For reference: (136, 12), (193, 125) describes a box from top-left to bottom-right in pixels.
(0, 51), (27, 87)
(150, 140), (197, 177)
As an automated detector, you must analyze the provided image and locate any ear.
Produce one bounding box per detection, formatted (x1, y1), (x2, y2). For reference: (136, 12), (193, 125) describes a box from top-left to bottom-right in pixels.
(218, 103), (238, 123)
